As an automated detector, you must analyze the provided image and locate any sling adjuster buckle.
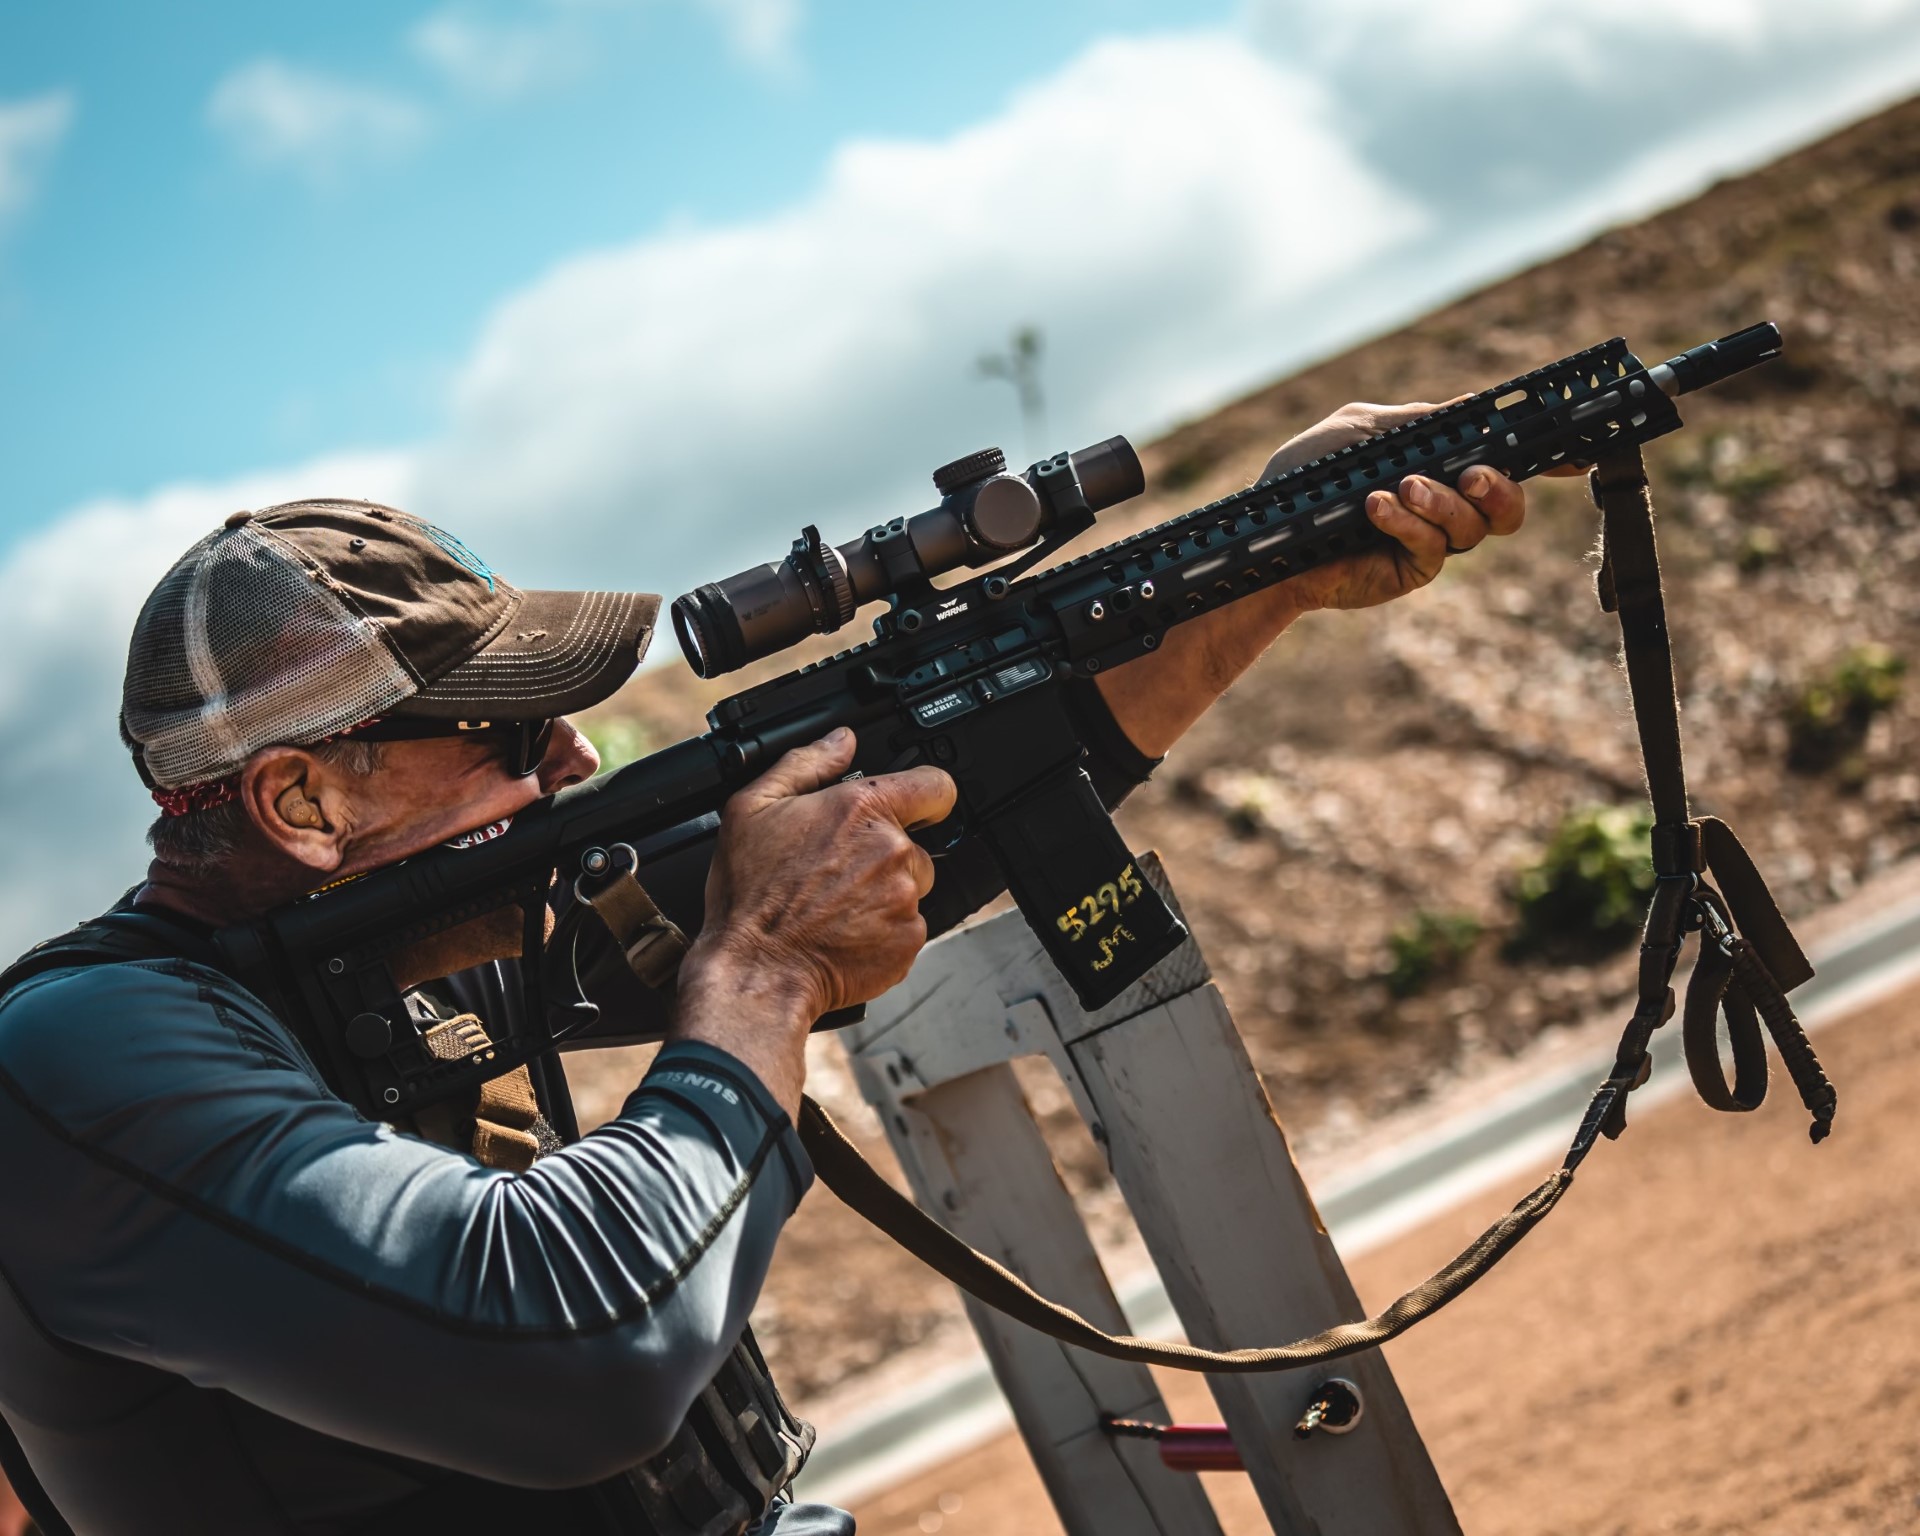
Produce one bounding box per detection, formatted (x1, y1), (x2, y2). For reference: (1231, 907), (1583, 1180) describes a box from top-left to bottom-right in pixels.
(575, 843), (690, 989)
(1650, 820), (1705, 877)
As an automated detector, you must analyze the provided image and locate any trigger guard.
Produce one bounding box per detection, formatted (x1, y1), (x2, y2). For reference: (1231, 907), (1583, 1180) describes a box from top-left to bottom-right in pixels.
(912, 809), (969, 857)
(540, 903), (601, 1041)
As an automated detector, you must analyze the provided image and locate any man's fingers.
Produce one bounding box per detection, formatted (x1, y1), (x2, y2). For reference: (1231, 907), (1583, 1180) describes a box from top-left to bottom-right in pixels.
(741, 727), (858, 806)
(1263, 397), (1477, 482)
(1395, 474), (1492, 553)
(864, 765), (958, 831)
(907, 842), (937, 900)
(1351, 400), (1443, 429)
(1396, 467), (1530, 552)
(1366, 490), (1445, 579)
(1455, 467), (1527, 535)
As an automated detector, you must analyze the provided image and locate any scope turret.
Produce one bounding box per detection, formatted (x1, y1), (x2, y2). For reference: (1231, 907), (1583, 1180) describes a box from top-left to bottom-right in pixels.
(672, 436), (1144, 679)
(933, 447), (1007, 496)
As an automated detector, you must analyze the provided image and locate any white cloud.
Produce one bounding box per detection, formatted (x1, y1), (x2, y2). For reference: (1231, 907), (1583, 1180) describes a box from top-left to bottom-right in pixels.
(413, 33), (1411, 592)
(412, 0), (806, 97)
(1246, 0), (1920, 219)
(207, 59), (428, 179)
(0, 91), (75, 234)
(699, 0), (803, 74)
(410, 8), (590, 100)
(7, 10), (1920, 958)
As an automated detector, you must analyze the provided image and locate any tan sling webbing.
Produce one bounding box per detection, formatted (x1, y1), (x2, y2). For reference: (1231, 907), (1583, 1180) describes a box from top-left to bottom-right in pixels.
(422, 1013), (543, 1172)
(799, 1093), (1576, 1372)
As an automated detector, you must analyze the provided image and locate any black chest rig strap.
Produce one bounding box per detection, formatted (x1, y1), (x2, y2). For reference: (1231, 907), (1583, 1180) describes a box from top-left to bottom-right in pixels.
(781, 445), (1838, 1378)
(0, 907), (812, 1536)
(600, 1331), (816, 1536)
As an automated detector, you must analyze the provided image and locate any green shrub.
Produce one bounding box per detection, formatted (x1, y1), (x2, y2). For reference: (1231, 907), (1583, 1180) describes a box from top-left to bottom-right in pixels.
(1715, 454), (1790, 501)
(1665, 438), (1715, 488)
(1385, 910), (1483, 997)
(1786, 644), (1905, 774)
(1735, 526), (1782, 573)
(1666, 433), (1791, 501)
(582, 716), (656, 775)
(1158, 446), (1217, 493)
(1203, 770), (1280, 839)
(1510, 805), (1655, 956)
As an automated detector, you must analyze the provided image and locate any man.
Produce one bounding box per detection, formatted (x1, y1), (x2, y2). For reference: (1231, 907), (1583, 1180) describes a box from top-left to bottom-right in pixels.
(0, 405), (1527, 1534)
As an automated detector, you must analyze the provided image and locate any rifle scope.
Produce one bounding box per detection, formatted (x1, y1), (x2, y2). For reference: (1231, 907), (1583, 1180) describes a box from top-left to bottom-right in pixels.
(672, 436), (1144, 678)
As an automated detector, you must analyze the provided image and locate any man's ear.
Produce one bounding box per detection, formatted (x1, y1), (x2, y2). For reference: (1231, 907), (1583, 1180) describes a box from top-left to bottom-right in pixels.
(241, 748), (348, 874)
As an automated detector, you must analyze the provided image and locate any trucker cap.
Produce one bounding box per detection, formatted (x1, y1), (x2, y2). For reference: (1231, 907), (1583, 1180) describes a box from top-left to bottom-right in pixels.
(122, 499), (660, 794)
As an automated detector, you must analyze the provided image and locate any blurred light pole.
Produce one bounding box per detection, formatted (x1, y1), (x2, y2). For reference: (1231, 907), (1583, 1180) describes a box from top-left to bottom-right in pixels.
(975, 325), (1046, 462)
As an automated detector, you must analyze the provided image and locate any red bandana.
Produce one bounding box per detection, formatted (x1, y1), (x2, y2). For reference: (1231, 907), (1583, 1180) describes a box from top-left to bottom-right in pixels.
(151, 777), (242, 818)
(147, 717), (387, 818)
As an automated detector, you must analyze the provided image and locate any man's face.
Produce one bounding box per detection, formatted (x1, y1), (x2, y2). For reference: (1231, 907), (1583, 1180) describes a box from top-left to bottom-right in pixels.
(327, 717), (601, 882)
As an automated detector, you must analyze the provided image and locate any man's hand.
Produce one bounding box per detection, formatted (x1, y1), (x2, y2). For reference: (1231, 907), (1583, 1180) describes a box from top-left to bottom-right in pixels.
(1096, 398), (1539, 756)
(669, 728), (955, 1115)
(1256, 400), (1528, 613)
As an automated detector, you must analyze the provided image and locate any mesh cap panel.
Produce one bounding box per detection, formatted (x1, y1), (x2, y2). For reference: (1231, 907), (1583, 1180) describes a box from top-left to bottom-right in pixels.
(123, 500), (657, 797)
(124, 523), (415, 790)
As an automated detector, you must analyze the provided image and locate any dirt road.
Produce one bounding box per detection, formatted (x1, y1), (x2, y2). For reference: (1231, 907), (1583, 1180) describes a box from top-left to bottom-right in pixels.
(850, 976), (1920, 1535)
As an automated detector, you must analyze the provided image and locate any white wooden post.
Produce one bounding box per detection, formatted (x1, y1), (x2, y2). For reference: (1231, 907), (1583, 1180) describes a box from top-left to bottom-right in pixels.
(844, 857), (1459, 1535)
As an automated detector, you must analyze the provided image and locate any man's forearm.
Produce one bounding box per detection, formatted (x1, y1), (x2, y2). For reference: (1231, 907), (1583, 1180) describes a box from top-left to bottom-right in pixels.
(1090, 421), (1529, 759)
(1093, 585), (1306, 759)
(668, 944), (815, 1120)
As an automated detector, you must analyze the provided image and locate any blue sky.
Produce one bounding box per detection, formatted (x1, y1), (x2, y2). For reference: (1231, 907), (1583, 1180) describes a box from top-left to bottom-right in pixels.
(2, 0), (1920, 953)
(0, 0), (1234, 537)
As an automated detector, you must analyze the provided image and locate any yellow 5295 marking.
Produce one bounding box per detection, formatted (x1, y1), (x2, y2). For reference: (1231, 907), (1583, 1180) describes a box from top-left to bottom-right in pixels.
(1056, 863), (1146, 943)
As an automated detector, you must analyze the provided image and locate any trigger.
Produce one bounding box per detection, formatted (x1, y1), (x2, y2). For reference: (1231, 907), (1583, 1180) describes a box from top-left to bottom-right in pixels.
(887, 743), (965, 853)
(912, 808), (968, 857)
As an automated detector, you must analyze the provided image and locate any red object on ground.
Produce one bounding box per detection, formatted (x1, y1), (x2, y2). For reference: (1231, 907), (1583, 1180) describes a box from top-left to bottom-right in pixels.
(1153, 1424), (1242, 1473)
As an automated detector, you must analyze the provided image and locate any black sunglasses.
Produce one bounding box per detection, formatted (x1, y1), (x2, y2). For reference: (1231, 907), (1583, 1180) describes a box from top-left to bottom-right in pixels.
(348, 717), (557, 778)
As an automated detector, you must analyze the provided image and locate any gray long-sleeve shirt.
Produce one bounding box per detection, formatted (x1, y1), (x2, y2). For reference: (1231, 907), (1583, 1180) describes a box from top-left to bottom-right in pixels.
(0, 678), (1157, 1532)
(0, 951), (809, 1533)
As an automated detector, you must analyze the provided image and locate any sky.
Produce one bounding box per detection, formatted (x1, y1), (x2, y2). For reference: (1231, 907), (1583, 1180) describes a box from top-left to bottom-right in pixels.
(2, 0), (1920, 955)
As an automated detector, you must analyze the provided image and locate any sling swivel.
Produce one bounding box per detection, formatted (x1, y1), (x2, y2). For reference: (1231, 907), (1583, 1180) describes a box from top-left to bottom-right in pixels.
(1294, 1379), (1365, 1440)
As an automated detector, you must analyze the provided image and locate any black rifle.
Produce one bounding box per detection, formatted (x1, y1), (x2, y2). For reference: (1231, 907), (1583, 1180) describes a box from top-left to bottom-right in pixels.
(218, 324), (1784, 1122)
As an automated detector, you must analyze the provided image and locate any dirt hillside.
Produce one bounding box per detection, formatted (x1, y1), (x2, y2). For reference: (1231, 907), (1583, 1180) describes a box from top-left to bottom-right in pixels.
(565, 93), (1920, 1404)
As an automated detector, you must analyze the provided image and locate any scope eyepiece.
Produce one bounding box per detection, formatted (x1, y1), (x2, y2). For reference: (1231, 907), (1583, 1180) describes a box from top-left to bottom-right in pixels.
(671, 436), (1144, 678)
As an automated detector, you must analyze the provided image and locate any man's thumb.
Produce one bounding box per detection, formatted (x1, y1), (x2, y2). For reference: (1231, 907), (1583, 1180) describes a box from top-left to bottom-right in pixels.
(741, 727), (857, 805)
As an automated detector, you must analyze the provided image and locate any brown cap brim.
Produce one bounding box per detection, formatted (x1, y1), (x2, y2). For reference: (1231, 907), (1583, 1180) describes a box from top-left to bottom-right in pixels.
(403, 589), (661, 720)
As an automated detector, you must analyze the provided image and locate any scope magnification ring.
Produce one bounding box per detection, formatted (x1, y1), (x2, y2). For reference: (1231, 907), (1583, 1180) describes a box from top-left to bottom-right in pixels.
(816, 540), (856, 629)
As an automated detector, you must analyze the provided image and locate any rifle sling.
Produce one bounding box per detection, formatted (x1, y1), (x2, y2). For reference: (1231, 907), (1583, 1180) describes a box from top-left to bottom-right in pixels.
(786, 445), (1836, 1372)
(1590, 446), (1833, 1144)
(576, 849), (690, 990)
(799, 1093), (1571, 1371)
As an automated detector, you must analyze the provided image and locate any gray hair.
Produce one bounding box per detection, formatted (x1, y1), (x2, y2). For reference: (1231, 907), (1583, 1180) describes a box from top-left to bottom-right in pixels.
(144, 739), (385, 875)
